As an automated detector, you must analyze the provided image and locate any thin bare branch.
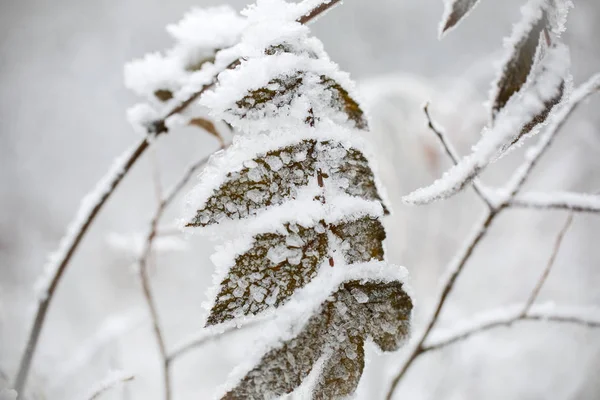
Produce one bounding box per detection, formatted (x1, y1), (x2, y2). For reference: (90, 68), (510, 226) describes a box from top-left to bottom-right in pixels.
(385, 209), (497, 400)
(423, 103), (494, 209)
(509, 192), (600, 214)
(167, 318), (266, 363)
(86, 372), (135, 400)
(423, 306), (600, 352)
(15, 0), (340, 391)
(15, 136), (150, 393)
(521, 214), (574, 313)
(137, 150), (215, 400)
(298, 0), (342, 24)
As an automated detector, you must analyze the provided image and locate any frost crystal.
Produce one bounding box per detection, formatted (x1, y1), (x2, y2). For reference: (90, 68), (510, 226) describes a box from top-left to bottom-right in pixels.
(221, 280), (412, 399)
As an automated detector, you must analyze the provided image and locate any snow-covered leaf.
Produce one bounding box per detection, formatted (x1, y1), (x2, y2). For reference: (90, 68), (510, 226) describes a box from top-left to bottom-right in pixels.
(207, 216), (385, 325)
(330, 216), (385, 264)
(403, 43), (569, 205)
(221, 280), (412, 399)
(186, 139), (386, 227)
(508, 79), (564, 149)
(206, 222), (329, 326)
(439, 0), (482, 37)
(222, 70), (367, 130)
(490, 0), (548, 119)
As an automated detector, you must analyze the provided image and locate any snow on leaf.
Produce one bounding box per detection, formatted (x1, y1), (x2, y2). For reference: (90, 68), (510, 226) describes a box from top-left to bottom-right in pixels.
(312, 335), (364, 399)
(221, 280), (412, 399)
(206, 222), (329, 326)
(186, 139), (386, 227)
(330, 217), (385, 264)
(439, 0), (482, 37)
(232, 72), (367, 130)
(206, 216), (386, 326)
(124, 6), (245, 103)
(508, 79), (564, 149)
(328, 144), (389, 214)
(490, 0), (548, 120)
(403, 43), (570, 205)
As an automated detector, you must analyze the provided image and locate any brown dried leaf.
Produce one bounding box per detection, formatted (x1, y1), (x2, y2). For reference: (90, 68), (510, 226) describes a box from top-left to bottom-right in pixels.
(187, 140), (387, 227)
(153, 89), (173, 102)
(505, 79), (564, 150)
(440, 0), (482, 36)
(329, 146), (389, 215)
(491, 10), (547, 119)
(313, 335), (364, 400)
(233, 72), (368, 130)
(207, 217), (386, 326)
(189, 117), (223, 146)
(206, 222), (329, 326)
(330, 217), (386, 263)
(222, 280), (412, 399)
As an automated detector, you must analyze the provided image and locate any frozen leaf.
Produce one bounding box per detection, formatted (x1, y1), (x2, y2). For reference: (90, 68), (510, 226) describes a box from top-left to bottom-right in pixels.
(187, 140), (316, 226)
(222, 280), (412, 399)
(329, 146), (389, 215)
(403, 43), (569, 205)
(507, 79), (564, 149)
(206, 222), (329, 326)
(490, 0), (547, 119)
(207, 217), (386, 325)
(330, 217), (385, 263)
(187, 139), (386, 227)
(232, 72), (367, 130)
(320, 76), (368, 130)
(439, 0), (482, 36)
(312, 335), (364, 399)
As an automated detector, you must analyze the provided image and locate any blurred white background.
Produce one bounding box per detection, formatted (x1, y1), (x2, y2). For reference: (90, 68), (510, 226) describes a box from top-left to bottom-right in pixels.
(1, 0), (600, 399)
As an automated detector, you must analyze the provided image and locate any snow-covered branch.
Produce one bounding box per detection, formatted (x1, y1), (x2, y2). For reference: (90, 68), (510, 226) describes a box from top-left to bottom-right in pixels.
(423, 304), (600, 351)
(15, 0), (341, 393)
(509, 191), (600, 213)
(15, 136), (150, 393)
(84, 370), (134, 400)
(423, 103), (494, 209)
(167, 318), (266, 363)
(386, 73), (600, 400)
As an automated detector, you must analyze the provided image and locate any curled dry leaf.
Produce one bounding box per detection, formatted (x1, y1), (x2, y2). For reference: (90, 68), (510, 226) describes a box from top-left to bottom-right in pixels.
(189, 117), (223, 146)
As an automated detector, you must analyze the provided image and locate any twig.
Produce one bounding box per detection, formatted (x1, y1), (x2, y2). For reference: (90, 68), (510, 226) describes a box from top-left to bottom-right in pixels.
(137, 150), (216, 400)
(423, 305), (600, 352)
(521, 214), (574, 314)
(298, 0), (342, 24)
(85, 371), (135, 400)
(386, 74), (600, 400)
(385, 209), (497, 400)
(423, 103), (494, 209)
(424, 212), (576, 352)
(509, 192), (600, 214)
(167, 318), (266, 363)
(14, 0), (341, 391)
(15, 137), (150, 393)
